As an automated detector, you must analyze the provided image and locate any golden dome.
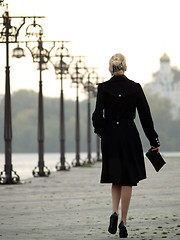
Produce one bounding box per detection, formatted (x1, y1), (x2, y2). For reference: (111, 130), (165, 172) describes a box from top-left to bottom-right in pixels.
(160, 52), (170, 62)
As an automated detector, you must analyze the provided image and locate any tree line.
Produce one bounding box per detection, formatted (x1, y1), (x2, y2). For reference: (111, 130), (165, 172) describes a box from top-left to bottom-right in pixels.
(0, 88), (179, 153)
(0, 90), (97, 153)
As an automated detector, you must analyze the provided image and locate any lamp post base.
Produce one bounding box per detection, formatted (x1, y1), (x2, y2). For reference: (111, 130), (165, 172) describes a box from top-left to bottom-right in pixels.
(71, 158), (86, 167)
(55, 161), (70, 171)
(0, 170), (20, 184)
(32, 166), (50, 177)
(93, 155), (102, 162)
(96, 157), (102, 162)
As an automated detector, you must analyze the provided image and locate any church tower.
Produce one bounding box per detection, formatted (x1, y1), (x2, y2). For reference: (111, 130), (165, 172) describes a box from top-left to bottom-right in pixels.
(157, 53), (173, 92)
(159, 53), (172, 83)
(145, 53), (180, 119)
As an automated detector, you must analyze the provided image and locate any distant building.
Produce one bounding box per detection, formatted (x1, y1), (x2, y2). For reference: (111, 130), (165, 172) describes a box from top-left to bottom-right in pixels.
(145, 53), (180, 119)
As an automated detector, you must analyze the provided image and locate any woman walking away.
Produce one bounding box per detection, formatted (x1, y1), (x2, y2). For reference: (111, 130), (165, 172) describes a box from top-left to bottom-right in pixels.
(92, 53), (160, 238)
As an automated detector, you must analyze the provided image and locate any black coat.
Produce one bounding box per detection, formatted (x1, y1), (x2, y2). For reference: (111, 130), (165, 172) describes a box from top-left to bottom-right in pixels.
(92, 75), (160, 186)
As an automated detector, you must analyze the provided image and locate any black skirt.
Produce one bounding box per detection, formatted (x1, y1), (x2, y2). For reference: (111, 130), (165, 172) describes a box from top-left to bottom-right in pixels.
(100, 120), (146, 186)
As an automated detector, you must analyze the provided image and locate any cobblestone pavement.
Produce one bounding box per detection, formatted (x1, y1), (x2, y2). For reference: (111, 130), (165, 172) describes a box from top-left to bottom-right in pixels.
(0, 157), (180, 240)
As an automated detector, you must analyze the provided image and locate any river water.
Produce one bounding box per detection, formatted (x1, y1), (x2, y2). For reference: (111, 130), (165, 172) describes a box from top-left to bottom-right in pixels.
(0, 152), (179, 181)
(0, 152), (92, 181)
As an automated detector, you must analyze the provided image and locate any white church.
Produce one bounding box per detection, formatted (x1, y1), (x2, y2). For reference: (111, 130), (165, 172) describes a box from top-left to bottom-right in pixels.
(145, 53), (180, 119)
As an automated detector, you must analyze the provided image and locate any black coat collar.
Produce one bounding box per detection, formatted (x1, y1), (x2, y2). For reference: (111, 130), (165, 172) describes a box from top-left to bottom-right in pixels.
(102, 75), (138, 97)
(110, 75), (127, 82)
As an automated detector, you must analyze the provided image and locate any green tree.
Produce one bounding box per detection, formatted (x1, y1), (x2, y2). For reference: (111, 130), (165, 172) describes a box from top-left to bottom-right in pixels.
(0, 88), (179, 153)
(136, 88), (180, 151)
(0, 90), (97, 153)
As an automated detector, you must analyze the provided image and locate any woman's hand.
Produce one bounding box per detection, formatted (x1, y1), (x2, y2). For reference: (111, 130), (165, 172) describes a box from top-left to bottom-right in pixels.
(151, 146), (160, 152)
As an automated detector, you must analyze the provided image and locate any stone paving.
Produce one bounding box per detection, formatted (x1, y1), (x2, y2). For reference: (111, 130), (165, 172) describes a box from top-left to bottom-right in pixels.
(0, 156), (180, 240)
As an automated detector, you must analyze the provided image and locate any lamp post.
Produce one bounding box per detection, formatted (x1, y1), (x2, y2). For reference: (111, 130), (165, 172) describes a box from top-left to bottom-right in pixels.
(71, 57), (87, 167)
(51, 42), (72, 171)
(0, 6), (47, 183)
(0, 6), (27, 183)
(25, 21), (53, 177)
(83, 69), (98, 164)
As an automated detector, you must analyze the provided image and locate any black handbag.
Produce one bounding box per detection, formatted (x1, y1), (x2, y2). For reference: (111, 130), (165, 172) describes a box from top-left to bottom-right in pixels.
(146, 148), (166, 172)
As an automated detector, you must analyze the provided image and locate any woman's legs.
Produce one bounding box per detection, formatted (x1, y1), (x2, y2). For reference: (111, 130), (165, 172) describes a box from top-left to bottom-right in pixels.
(111, 184), (122, 214)
(111, 184), (132, 225)
(120, 186), (132, 225)
(108, 184), (121, 234)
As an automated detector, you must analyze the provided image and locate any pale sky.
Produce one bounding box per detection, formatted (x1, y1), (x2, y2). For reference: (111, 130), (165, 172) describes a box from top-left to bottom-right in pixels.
(0, 0), (180, 99)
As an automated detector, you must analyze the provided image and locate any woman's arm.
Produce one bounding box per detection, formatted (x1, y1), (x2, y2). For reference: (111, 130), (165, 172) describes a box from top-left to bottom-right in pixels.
(92, 84), (105, 137)
(136, 84), (160, 147)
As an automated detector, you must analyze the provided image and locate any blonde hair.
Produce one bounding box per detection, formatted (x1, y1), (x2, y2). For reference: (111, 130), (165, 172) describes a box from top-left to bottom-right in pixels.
(109, 53), (127, 76)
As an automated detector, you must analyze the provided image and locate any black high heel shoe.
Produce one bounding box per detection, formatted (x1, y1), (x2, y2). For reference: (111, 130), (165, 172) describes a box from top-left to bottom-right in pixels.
(108, 212), (118, 234)
(119, 221), (128, 238)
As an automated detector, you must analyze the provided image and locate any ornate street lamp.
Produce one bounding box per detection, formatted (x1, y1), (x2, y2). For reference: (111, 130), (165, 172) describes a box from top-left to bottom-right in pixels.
(26, 17), (44, 38)
(12, 43), (25, 58)
(25, 24), (53, 177)
(51, 42), (72, 171)
(0, 6), (46, 183)
(71, 57), (88, 167)
(83, 69), (98, 164)
(0, 7), (26, 184)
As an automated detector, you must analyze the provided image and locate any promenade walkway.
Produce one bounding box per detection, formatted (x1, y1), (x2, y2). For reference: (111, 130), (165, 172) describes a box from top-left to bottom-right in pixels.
(0, 156), (180, 240)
